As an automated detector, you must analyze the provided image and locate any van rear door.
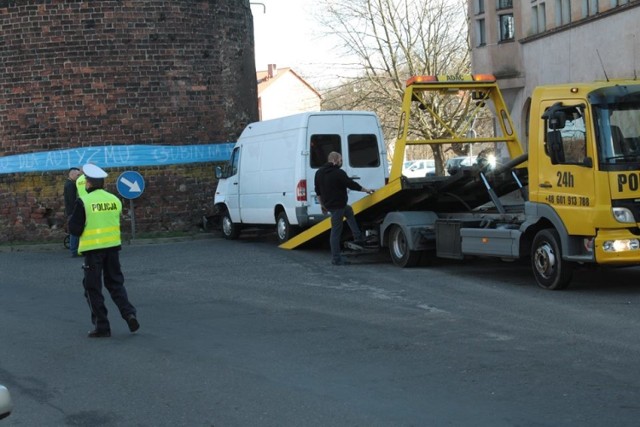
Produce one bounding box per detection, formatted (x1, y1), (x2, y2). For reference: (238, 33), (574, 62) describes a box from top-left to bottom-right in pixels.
(342, 114), (387, 205)
(306, 113), (386, 213)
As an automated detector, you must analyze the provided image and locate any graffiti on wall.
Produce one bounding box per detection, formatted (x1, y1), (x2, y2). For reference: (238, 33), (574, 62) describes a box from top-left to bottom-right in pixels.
(0, 143), (235, 174)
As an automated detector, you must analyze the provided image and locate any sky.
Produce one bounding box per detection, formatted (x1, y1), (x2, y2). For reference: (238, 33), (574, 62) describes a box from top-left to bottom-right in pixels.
(250, 0), (467, 90)
(251, 0), (346, 90)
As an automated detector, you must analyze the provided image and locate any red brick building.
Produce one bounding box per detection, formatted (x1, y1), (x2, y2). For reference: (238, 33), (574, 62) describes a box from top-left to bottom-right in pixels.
(0, 0), (258, 243)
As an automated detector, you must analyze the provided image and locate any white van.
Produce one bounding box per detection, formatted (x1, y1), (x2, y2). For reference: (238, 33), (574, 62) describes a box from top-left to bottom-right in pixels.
(214, 111), (389, 243)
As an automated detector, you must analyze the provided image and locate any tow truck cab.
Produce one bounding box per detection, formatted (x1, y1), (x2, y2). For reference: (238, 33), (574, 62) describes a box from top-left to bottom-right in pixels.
(528, 82), (640, 265)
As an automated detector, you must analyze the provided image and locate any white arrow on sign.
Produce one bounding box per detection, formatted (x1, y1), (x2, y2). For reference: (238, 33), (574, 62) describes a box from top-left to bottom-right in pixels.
(120, 177), (141, 193)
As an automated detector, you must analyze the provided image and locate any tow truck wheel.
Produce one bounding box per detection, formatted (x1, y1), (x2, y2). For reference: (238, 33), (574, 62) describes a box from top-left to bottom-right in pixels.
(221, 211), (240, 240)
(531, 229), (573, 290)
(276, 212), (298, 244)
(388, 225), (421, 268)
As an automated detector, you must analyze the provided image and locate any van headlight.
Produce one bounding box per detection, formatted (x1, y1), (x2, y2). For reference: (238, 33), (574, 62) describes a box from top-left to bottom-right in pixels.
(602, 239), (640, 252)
(612, 207), (636, 223)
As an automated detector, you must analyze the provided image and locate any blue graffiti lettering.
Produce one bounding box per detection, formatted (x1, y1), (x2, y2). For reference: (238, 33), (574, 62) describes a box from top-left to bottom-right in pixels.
(0, 143), (234, 174)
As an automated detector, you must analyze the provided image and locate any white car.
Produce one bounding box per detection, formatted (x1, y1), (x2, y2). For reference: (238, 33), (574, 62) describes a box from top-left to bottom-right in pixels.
(402, 159), (435, 178)
(0, 385), (12, 420)
(445, 156), (477, 175)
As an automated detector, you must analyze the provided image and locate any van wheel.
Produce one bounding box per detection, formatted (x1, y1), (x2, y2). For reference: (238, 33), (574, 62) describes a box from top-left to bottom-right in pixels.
(221, 211), (240, 240)
(388, 225), (421, 268)
(531, 229), (573, 290)
(276, 212), (298, 244)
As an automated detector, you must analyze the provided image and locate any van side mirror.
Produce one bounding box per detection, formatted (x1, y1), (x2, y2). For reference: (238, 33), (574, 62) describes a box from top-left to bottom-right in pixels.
(215, 166), (225, 179)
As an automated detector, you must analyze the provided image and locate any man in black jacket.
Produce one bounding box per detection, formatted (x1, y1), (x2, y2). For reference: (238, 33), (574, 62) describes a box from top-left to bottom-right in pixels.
(63, 167), (81, 257)
(314, 151), (374, 265)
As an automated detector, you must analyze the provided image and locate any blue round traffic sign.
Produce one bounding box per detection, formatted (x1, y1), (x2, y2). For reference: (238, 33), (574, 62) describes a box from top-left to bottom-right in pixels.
(117, 171), (145, 199)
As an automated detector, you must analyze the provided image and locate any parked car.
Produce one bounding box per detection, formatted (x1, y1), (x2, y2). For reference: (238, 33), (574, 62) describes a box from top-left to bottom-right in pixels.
(0, 385), (12, 420)
(445, 155), (476, 175)
(402, 159), (435, 178)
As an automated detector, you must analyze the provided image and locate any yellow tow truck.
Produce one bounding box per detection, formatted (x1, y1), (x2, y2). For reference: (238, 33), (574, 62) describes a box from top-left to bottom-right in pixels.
(281, 74), (640, 290)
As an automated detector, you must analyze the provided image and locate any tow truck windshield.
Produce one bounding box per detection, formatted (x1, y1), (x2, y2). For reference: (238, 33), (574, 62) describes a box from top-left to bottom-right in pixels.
(591, 85), (640, 170)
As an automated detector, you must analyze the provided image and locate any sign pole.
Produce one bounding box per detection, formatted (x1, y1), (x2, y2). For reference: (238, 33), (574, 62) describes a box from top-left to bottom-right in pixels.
(117, 171), (145, 242)
(130, 199), (136, 240)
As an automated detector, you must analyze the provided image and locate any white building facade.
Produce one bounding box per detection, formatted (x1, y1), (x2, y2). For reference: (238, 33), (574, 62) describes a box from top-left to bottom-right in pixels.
(469, 0), (640, 145)
(257, 64), (322, 121)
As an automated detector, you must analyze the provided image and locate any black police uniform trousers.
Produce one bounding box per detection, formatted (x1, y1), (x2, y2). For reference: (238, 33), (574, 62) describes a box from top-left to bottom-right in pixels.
(83, 247), (136, 332)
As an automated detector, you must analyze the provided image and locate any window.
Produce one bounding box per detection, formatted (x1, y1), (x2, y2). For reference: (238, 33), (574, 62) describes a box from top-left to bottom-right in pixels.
(477, 0), (485, 14)
(499, 14), (515, 41)
(592, 88), (640, 168)
(310, 135), (341, 168)
(348, 134), (380, 167)
(538, 2), (547, 31)
(531, 6), (538, 33)
(544, 105), (587, 165)
(611, 0), (629, 6)
(229, 147), (240, 176)
(556, 0), (571, 25)
(498, 0), (513, 9)
(477, 18), (486, 46)
(582, 0), (599, 17)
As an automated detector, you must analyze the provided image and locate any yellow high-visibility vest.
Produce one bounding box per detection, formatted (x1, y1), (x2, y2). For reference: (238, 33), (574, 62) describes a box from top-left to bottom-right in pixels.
(76, 174), (88, 198)
(78, 190), (122, 254)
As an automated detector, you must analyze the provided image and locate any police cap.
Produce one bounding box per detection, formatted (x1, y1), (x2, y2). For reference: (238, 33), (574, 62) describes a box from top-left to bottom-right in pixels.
(83, 163), (108, 178)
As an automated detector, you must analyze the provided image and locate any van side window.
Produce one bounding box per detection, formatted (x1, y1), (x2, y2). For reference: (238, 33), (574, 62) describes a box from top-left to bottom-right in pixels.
(310, 134), (341, 168)
(230, 147), (240, 176)
(348, 134), (380, 167)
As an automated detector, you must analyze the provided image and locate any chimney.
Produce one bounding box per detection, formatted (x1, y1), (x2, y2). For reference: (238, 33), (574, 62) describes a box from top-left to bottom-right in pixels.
(267, 63), (277, 79)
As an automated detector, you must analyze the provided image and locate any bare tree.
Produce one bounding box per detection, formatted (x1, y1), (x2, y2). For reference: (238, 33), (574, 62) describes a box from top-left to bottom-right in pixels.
(316, 0), (475, 174)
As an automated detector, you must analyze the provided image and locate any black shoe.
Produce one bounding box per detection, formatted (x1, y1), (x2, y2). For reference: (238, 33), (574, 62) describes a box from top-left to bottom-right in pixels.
(332, 259), (351, 266)
(126, 314), (140, 333)
(352, 239), (366, 247)
(88, 329), (111, 338)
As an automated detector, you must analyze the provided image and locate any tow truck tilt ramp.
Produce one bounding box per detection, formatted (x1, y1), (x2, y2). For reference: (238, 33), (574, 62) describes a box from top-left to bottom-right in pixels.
(280, 74), (526, 250)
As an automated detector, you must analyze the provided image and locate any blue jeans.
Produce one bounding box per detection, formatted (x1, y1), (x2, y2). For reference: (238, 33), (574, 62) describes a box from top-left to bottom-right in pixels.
(329, 205), (362, 262)
(69, 234), (79, 256)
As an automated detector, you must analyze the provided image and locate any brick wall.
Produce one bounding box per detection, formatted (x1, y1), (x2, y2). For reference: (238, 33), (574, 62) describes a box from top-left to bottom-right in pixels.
(0, 164), (219, 243)
(0, 0), (258, 242)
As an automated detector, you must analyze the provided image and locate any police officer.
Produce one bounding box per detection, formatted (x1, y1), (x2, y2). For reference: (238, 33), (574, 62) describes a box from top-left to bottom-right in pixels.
(69, 163), (139, 338)
(75, 165), (88, 198)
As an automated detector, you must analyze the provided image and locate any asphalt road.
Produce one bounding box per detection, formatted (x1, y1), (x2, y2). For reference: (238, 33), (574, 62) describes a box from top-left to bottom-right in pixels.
(2, 234), (640, 426)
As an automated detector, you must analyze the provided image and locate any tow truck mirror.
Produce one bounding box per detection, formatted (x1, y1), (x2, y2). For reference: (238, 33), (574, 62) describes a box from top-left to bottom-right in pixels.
(541, 102), (567, 130)
(546, 130), (565, 164)
(547, 111), (567, 130)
